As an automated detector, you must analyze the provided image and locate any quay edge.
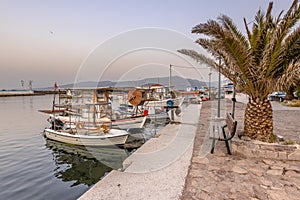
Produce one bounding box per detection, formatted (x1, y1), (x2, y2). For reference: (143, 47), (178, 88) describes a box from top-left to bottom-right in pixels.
(79, 104), (202, 200)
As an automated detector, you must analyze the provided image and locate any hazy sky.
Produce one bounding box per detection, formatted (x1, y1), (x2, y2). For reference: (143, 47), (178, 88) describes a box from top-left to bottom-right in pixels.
(0, 0), (294, 89)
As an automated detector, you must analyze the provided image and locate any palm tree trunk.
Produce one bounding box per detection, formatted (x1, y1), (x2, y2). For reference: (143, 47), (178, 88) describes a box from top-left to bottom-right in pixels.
(244, 98), (275, 142)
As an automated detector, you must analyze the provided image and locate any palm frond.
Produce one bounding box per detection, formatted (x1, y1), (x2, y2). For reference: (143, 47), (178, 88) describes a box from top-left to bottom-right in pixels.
(179, 0), (300, 101)
(275, 61), (300, 91)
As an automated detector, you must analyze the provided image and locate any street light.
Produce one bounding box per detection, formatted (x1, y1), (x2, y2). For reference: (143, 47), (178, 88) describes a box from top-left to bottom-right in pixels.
(208, 71), (212, 100)
(217, 57), (221, 118)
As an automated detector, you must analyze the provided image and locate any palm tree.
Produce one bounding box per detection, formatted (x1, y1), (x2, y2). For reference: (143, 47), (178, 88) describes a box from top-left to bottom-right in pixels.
(179, 0), (300, 142)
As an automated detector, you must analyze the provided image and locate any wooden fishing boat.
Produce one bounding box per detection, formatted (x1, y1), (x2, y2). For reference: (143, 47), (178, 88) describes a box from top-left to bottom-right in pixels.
(44, 127), (129, 146)
(41, 87), (148, 130)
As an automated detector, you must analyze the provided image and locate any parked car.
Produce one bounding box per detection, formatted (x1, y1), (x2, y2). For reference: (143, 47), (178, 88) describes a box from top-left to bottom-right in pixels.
(268, 91), (286, 101)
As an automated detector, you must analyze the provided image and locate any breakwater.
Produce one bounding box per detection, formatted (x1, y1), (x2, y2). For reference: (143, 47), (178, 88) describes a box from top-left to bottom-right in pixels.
(0, 90), (64, 97)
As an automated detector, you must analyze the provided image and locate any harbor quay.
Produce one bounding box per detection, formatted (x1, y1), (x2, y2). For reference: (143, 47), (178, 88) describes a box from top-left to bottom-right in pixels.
(80, 95), (300, 200)
(79, 103), (201, 200)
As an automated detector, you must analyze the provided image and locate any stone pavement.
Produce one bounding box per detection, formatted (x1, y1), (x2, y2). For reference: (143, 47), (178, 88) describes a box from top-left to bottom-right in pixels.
(181, 100), (300, 200)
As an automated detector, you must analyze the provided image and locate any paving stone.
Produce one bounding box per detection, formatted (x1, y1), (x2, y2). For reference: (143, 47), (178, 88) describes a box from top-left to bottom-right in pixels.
(252, 185), (268, 199)
(262, 159), (274, 165)
(294, 182), (300, 190)
(260, 184), (269, 189)
(266, 169), (283, 176)
(201, 186), (212, 193)
(193, 191), (211, 200)
(232, 166), (248, 174)
(188, 170), (204, 178)
(207, 165), (219, 171)
(286, 165), (300, 172)
(248, 167), (264, 176)
(273, 161), (289, 168)
(236, 159), (248, 166)
(192, 157), (209, 164)
(270, 165), (284, 170)
(267, 189), (289, 200)
(284, 170), (300, 178)
(261, 179), (273, 187)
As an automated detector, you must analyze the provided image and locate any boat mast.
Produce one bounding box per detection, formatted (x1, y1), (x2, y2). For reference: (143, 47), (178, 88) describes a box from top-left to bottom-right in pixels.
(169, 64), (172, 91)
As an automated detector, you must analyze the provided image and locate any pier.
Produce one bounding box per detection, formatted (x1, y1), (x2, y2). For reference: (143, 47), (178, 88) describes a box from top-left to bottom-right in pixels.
(79, 104), (201, 200)
(0, 90), (63, 97)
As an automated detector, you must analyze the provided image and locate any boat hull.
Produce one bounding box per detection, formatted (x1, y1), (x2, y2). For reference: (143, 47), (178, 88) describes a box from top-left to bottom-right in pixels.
(54, 115), (146, 130)
(44, 129), (128, 146)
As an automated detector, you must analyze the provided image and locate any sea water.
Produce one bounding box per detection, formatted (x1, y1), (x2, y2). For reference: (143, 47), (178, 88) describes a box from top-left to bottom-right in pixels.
(0, 95), (130, 200)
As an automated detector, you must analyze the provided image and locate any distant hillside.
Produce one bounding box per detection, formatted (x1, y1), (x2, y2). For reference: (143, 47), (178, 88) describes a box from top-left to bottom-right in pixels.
(38, 76), (211, 91)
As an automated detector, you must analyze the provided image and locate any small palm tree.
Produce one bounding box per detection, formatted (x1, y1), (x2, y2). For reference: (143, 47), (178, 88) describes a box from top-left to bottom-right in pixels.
(179, 0), (300, 142)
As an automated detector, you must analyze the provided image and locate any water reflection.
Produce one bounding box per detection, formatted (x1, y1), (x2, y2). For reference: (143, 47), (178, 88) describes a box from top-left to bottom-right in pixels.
(45, 139), (129, 186)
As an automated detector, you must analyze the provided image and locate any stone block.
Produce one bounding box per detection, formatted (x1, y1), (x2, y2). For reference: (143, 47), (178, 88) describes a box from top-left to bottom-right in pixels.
(274, 145), (297, 152)
(265, 150), (278, 159)
(277, 151), (287, 160)
(260, 144), (275, 151)
(254, 149), (267, 158)
(287, 150), (300, 161)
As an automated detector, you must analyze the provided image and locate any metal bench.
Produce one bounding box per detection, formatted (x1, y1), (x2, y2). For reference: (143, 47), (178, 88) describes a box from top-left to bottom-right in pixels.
(210, 113), (237, 155)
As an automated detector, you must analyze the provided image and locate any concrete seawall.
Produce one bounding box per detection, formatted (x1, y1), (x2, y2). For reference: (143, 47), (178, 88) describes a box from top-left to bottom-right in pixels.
(79, 104), (201, 200)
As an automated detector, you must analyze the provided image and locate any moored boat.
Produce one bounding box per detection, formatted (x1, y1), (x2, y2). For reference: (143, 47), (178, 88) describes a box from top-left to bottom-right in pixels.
(44, 127), (129, 146)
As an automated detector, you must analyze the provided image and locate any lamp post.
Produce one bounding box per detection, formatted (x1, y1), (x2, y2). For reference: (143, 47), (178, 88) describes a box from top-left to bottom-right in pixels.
(208, 72), (212, 100)
(217, 57), (221, 118)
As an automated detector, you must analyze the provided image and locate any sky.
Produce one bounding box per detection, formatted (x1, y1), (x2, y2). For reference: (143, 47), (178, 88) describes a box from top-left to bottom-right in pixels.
(0, 0), (295, 89)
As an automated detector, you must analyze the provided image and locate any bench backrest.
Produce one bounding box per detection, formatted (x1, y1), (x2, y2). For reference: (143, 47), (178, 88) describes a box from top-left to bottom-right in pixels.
(226, 113), (237, 136)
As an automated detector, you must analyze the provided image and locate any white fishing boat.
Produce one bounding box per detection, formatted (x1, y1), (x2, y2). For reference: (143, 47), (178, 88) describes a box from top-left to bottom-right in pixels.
(44, 127), (129, 146)
(51, 113), (147, 130)
(43, 88), (131, 146)
(127, 85), (183, 121)
(40, 87), (148, 130)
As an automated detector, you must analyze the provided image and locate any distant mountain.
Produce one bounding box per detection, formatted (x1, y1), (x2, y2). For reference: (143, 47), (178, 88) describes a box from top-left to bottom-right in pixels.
(38, 76), (210, 91)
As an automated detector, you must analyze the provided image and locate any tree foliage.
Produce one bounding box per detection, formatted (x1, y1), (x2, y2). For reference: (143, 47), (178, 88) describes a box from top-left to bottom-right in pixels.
(179, 0), (300, 101)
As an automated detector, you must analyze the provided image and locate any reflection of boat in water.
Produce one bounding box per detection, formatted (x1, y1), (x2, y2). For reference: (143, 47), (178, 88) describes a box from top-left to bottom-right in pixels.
(45, 139), (129, 186)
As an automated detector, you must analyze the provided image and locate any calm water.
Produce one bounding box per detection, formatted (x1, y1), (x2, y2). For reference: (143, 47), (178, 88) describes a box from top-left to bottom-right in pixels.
(0, 95), (130, 200)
